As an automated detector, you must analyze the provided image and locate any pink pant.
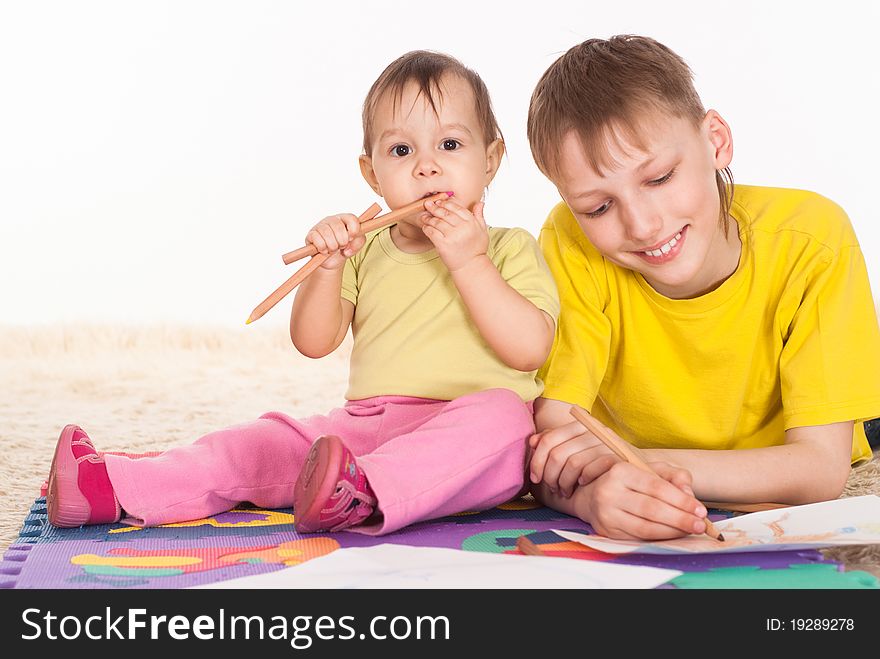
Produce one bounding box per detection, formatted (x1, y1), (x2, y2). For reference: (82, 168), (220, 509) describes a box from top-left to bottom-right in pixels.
(103, 388), (534, 535)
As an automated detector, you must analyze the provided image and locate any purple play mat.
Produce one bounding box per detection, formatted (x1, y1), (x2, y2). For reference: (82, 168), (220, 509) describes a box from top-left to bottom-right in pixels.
(5, 494), (875, 589)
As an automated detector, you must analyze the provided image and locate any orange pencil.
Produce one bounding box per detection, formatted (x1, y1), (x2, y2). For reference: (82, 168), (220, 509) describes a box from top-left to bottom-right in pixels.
(701, 501), (788, 514)
(246, 204), (382, 325)
(568, 405), (725, 542)
(280, 192), (451, 265)
(516, 535), (545, 556)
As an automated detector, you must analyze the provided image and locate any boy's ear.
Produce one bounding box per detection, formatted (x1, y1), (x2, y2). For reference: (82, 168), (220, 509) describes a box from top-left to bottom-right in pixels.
(703, 110), (733, 169)
(359, 155), (382, 196)
(483, 138), (505, 186)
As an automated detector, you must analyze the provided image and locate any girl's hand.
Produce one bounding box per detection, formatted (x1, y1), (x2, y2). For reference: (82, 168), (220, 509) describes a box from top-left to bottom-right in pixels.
(528, 420), (618, 497)
(305, 213), (365, 270)
(421, 198), (490, 271)
(572, 461), (708, 540)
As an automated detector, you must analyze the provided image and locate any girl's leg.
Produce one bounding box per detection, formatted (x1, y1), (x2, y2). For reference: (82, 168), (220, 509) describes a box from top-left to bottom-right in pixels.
(355, 388), (534, 535)
(103, 409), (382, 526)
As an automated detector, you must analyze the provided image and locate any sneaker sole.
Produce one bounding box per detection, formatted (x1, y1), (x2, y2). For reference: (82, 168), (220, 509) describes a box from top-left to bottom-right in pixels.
(293, 435), (344, 533)
(46, 424), (93, 527)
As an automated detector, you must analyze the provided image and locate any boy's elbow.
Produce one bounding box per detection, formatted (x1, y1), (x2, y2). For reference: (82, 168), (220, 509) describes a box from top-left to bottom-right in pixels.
(793, 464), (851, 505)
(820, 464), (851, 502)
(814, 452), (852, 502)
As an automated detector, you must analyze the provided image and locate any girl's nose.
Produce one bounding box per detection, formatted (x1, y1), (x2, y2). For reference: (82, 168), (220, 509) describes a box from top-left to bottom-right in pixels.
(413, 155), (441, 178)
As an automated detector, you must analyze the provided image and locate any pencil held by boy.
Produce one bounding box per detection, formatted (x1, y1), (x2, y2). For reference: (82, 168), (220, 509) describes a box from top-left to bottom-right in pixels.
(524, 35), (880, 541)
(46, 51), (559, 536)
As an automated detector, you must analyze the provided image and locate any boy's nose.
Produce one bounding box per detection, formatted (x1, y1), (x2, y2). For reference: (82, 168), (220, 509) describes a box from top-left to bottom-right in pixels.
(622, 204), (663, 244)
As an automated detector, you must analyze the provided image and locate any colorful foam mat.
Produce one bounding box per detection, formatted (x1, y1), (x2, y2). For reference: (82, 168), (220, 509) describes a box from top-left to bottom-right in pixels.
(3, 496), (878, 589)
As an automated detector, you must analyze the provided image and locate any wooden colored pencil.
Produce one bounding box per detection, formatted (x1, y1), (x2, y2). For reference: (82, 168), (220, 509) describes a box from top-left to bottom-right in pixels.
(280, 193), (450, 264)
(701, 501), (789, 514)
(568, 405), (725, 542)
(246, 204), (382, 325)
(516, 535), (545, 556)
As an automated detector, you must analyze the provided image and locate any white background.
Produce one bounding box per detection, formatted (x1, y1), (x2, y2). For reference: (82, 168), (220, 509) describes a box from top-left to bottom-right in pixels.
(2, 0), (878, 328)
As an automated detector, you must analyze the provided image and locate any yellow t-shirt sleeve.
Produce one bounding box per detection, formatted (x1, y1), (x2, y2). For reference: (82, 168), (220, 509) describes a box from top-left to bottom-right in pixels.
(341, 231), (376, 305)
(341, 259), (357, 306)
(492, 227), (560, 321)
(781, 240), (880, 429)
(537, 215), (612, 409)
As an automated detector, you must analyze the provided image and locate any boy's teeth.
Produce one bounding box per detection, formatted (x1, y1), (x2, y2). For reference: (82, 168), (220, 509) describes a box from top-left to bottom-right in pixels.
(643, 232), (681, 257)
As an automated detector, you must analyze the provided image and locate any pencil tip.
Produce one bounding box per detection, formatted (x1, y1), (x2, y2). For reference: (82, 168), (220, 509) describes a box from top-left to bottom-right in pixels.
(245, 318), (252, 325)
(718, 533), (725, 542)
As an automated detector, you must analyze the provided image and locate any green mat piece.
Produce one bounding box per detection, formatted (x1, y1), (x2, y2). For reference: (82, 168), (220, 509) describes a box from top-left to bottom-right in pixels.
(671, 563), (879, 589)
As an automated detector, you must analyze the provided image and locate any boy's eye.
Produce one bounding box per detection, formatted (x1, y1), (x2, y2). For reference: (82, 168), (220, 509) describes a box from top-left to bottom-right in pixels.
(586, 202), (611, 218)
(648, 169), (675, 185)
(441, 139), (460, 151)
(391, 144), (411, 157)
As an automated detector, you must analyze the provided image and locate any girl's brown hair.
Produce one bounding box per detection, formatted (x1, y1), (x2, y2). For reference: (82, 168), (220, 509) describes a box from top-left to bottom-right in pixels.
(362, 50), (503, 156)
(527, 35), (733, 231)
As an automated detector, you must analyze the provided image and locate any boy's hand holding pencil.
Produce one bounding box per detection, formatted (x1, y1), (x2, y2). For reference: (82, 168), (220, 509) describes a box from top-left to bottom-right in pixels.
(568, 405), (724, 542)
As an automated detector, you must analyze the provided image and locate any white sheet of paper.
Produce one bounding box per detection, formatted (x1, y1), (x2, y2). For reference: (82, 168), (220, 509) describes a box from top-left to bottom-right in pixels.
(195, 543), (681, 589)
(555, 495), (880, 555)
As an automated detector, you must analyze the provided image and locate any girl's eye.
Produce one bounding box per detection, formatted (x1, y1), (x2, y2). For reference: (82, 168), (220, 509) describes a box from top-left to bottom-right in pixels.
(392, 144), (411, 157)
(649, 169), (675, 186)
(441, 139), (460, 151)
(586, 202), (611, 218)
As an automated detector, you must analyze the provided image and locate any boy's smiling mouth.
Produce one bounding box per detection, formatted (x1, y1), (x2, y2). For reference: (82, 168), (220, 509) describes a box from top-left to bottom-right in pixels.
(633, 225), (688, 264)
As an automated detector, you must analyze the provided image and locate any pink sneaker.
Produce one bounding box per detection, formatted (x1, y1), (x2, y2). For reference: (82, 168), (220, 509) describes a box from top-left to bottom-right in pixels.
(293, 435), (376, 533)
(46, 425), (121, 527)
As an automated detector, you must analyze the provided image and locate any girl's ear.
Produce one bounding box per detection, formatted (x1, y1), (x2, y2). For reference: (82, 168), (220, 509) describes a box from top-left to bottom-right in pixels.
(483, 138), (505, 186)
(703, 110), (733, 169)
(359, 155), (382, 196)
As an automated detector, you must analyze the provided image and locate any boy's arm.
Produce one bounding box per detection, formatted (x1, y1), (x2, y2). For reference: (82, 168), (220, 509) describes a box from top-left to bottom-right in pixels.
(530, 397), (712, 540)
(533, 398), (853, 538)
(290, 267), (355, 359)
(643, 421), (854, 505)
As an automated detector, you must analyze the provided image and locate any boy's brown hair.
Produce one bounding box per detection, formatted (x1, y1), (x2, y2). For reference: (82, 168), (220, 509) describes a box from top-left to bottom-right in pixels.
(362, 50), (503, 156)
(527, 35), (733, 230)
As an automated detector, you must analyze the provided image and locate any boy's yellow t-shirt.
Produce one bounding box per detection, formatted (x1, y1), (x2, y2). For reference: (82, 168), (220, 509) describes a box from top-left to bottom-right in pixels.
(341, 225), (560, 402)
(538, 185), (880, 464)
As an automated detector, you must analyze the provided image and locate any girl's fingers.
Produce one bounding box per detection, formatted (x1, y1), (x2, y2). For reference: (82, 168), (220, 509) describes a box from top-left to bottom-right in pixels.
(329, 217), (352, 250)
(422, 217), (449, 240)
(343, 234), (365, 257)
(308, 215), (359, 254)
(307, 230), (328, 254)
(421, 223), (443, 241)
(342, 213), (362, 239)
(427, 198), (468, 225)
